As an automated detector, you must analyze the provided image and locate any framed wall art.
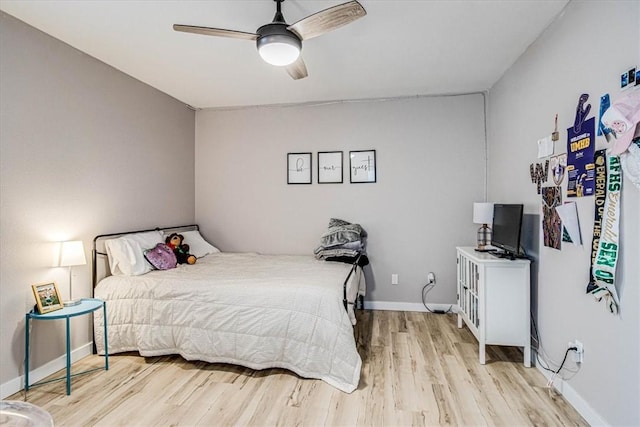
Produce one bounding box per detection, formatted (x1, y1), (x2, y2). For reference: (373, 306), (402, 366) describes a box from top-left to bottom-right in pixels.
(317, 151), (343, 184)
(31, 281), (64, 314)
(287, 152), (312, 184)
(349, 150), (376, 183)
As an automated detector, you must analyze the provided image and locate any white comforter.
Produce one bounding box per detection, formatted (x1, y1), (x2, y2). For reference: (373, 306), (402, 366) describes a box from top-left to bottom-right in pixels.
(93, 252), (364, 393)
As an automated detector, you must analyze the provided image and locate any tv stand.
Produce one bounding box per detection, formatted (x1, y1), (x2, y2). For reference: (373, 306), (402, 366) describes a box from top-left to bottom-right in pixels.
(456, 247), (531, 367)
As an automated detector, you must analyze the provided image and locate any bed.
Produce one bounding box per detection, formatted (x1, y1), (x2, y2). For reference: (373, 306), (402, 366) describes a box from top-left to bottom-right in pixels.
(92, 225), (365, 393)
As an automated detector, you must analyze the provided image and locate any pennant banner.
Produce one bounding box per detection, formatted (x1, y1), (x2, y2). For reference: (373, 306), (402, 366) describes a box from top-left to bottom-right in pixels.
(586, 149), (622, 314)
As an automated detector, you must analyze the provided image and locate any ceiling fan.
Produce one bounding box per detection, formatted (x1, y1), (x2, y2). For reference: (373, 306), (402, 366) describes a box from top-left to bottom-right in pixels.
(173, 0), (366, 80)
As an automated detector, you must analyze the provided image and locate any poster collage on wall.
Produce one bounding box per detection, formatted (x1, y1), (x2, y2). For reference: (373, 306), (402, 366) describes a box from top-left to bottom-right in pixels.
(531, 70), (639, 314)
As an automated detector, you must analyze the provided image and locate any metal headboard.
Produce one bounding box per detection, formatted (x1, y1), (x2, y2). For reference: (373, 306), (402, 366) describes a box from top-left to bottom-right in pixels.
(92, 224), (199, 293)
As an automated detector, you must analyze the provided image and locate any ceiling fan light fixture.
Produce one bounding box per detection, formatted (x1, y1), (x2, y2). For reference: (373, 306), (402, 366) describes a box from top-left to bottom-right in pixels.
(257, 34), (301, 66)
(174, 0), (366, 79)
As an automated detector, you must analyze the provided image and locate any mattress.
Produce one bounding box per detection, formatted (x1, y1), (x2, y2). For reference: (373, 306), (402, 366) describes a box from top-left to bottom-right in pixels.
(93, 252), (365, 393)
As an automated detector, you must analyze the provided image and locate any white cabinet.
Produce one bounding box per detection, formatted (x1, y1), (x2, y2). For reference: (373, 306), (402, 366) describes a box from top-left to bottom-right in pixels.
(456, 246), (531, 367)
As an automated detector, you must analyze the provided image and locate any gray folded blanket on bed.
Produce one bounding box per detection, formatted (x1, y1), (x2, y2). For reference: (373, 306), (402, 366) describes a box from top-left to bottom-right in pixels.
(315, 218), (367, 260)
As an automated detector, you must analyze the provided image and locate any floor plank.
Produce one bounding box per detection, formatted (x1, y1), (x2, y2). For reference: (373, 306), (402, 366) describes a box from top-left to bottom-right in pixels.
(9, 310), (587, 426)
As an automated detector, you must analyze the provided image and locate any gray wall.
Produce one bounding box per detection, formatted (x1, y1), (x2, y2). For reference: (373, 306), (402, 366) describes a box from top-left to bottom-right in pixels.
(0, 12), (195, 389)
(195, 94), (486, 306)
(487, 1), (639, 425)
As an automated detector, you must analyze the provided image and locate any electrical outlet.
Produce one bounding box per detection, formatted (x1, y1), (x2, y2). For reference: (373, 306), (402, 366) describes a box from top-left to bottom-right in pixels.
(391, 274), (398, 285)
(428, 272), (436, 284)
(569, 340), (584, 363)
(574, 340), (584, 363)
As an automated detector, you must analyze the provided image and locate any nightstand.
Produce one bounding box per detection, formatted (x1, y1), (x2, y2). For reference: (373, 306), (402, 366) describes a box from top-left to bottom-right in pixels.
(25, 298), (109, 396)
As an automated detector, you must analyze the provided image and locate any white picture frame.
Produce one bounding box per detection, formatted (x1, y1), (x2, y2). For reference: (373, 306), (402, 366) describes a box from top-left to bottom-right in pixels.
(349, 150), (376, 183)
(287, 152), (312, 184)
(317, 151), (343, 184)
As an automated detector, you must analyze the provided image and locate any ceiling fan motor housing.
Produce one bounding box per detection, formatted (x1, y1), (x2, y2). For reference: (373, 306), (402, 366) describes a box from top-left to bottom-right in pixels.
(256, 23), (302, 66)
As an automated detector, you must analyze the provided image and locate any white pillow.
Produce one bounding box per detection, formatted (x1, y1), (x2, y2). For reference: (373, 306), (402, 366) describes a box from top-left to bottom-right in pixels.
(105, 231), (163, 276)
(123, 231), (164, 252)
(105, 237), (134, 276)
(180, 230), (220, 258)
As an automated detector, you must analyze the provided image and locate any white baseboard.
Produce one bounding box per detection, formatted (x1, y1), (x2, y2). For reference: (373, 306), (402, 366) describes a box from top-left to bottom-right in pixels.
(534, 355), (608, 426)
(0, 342), (94, 400)
(363, 300), (457, 313)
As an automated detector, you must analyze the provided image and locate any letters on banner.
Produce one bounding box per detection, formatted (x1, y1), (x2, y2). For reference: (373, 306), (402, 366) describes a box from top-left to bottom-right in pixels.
(586, 149), (622, 314)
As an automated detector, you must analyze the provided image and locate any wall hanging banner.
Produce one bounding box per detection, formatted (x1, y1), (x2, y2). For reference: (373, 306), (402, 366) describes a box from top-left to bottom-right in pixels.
(567, 117), (596, 197)
(586, 149), (622, 314)
(542, 186), (562, 250)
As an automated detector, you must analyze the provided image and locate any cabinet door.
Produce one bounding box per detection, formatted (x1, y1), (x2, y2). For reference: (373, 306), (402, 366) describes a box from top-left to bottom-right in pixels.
(484, 266), (528, 345)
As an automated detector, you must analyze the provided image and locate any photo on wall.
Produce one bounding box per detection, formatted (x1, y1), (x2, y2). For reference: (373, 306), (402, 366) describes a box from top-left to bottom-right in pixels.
(542, 186), (562, 250)
(287, 152), (312, 184)
(349, 150), (376, 183)
(317, 151), (343, 184)
(567, 117), (595, 198)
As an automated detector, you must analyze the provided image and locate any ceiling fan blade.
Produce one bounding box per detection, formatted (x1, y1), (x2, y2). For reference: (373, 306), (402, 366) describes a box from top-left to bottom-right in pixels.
(286, 57), (308, 80)
(287, 0), (366, 41)
(173, 24), (258, 41)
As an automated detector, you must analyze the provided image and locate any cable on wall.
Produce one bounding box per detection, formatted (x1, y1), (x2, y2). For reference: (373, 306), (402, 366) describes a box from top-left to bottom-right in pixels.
(421, 277), (453, 314)
(530, 310), (581, 393)
(481, 90), (489, 202)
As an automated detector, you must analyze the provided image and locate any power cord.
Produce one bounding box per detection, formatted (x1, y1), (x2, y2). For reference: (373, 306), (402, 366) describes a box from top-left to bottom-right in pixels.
(546, 346), (578, 395)
(531, 311), (554, 373)
(421, 278), (453, 314)
(531, 310), (582, 394)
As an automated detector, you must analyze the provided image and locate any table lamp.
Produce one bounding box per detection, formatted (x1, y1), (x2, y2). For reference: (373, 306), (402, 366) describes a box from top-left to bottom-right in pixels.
(473, 202), (494, 250)
(59, 240), (86, 306)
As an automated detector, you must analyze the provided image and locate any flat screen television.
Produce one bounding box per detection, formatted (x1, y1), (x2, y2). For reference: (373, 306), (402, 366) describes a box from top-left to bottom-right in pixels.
(491, 204), (524, 259)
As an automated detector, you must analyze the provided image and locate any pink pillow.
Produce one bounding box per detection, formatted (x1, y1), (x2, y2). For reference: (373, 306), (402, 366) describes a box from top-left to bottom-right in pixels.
(144, 243), (177, 270)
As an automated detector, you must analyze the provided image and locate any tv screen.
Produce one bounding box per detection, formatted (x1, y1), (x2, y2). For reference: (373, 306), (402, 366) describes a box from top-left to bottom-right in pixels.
(491, 204), (523, 257)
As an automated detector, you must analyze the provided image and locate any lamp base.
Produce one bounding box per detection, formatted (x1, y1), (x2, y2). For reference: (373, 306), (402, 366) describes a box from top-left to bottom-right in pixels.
(64, 299), (82, 307)
(476, 224), (492, 250)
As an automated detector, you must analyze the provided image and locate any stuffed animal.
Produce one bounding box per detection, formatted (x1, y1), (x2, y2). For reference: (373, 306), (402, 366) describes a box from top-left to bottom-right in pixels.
(165, 233), (197, 265)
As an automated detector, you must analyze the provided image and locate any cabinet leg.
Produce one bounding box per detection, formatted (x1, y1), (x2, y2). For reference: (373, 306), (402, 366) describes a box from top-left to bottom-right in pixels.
(524, 342), (531, 367)
(457, 313), (462, 329)
(479, 343), (486, 365)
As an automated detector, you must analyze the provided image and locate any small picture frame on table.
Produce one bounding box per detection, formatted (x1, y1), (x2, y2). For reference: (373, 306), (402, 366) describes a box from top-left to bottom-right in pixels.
(31, 282), (64, 314)
(349, 150), (376, 183)
(287, 152), (312, 184)
(317, 151), (343, 184)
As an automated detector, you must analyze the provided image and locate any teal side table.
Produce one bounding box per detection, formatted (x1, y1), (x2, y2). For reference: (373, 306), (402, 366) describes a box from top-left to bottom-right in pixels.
(25, 298), (108, 396)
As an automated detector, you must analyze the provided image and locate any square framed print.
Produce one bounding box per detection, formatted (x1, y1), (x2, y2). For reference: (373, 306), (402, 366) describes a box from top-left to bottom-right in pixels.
(349, 150), (376, 183)
(317, 151), (343, 184)
(31, 282), (64, 314)
(287, 152), (312, 184)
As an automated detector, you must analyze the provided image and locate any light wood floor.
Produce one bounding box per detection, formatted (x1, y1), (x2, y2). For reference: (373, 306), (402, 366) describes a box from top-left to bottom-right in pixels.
(10, 310), (586, 426)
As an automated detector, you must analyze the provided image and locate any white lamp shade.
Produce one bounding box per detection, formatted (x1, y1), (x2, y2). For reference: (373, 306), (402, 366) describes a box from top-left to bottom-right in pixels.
(59, 240), (86, 267)
(473, 202), (494, 225)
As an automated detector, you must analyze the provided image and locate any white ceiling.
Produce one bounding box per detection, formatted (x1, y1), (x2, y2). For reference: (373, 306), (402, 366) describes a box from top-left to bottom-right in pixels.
(1, 0), (568, 109)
